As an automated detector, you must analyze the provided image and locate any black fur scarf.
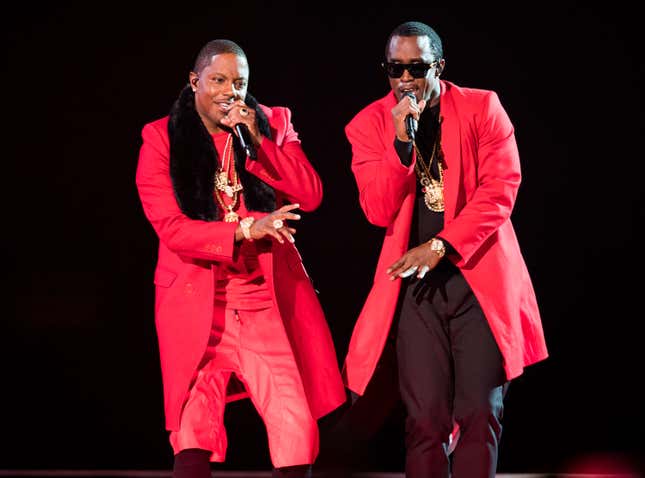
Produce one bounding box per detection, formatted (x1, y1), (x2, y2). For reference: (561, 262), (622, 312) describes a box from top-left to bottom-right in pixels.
(168, 85), (276, 221)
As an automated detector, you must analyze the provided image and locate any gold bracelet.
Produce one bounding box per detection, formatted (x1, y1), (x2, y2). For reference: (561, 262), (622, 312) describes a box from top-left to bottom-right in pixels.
(240, 216), (255, 241)
(428, 237), (446, 258)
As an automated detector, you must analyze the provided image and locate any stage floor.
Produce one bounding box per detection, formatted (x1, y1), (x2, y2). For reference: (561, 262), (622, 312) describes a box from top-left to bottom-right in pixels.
(0, 471), (639, 478)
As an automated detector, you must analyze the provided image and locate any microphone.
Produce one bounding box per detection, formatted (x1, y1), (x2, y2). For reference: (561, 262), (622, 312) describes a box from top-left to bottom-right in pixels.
(403, 92), (417, 142)
(234, 123), (257, 159)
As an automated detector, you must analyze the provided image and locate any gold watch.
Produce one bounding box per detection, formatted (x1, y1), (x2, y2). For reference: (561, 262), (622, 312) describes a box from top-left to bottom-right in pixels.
(429, 237), (446, 258)
(240, 216), (255, 241)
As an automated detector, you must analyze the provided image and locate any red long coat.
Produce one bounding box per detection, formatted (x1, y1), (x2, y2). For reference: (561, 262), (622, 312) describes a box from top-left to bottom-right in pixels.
(343, 80), (548, 395)
(136, 106), (346, 430)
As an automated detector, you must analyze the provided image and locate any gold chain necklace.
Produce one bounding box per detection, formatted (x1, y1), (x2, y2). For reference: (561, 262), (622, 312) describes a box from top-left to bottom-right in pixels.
(213, 134), (243, 222)
(413, 129), (445, 213)
(214, 134), (243, 198)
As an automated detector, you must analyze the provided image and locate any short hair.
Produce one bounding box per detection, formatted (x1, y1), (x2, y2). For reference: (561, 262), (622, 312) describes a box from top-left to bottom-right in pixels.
(385, 21), (443, 60)
(192, 39), (247, 73)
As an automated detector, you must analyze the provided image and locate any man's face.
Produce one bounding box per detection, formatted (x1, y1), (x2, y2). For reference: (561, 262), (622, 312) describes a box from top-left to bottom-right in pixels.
(385, 35), (441, 104)
(189, 52), (249, 134)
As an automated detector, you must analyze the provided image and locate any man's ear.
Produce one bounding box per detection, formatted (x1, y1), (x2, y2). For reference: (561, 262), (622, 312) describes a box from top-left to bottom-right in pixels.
(436, 59), (446, 77)
(189, 72), (199, 91)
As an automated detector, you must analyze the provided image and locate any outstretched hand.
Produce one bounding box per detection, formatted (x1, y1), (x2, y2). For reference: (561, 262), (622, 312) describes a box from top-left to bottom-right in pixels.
(249, 203), (301, 244)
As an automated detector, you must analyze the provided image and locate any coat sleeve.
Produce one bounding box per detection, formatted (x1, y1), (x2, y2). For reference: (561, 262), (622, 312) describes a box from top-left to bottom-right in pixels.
(439, 91), (522, 266)
(245, 106), (323, 212)
(135, 121), (238, 263)
(345, 108), (416, 227)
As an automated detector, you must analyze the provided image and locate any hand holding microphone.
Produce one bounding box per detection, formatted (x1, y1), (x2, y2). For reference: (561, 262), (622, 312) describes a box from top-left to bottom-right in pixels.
(392, 92), (426, 142)
(234, 108), (257, 159)
(221, 99), (258, 159)
(403, 92), (418, 142)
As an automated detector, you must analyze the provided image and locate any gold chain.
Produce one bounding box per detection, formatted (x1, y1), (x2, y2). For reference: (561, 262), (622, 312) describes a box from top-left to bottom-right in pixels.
(214, 134), (243, 198)
(213, 134), (242, 222)
(413, 129), (445, 213)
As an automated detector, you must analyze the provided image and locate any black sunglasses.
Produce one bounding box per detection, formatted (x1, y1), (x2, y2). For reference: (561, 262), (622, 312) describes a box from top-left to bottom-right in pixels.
(382, 61), (438, 79)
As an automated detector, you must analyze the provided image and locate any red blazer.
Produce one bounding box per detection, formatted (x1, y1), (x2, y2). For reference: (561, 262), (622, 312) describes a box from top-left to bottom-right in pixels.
(136, 105), (346, 430)
(343, 80), (548, 395)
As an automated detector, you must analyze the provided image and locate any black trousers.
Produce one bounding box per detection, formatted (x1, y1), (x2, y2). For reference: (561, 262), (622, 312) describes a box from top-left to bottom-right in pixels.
(396, 260), (508, 478)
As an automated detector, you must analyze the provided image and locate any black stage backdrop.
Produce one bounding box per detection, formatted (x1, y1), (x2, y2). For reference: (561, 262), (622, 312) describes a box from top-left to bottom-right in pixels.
(3, 3), (644, 476)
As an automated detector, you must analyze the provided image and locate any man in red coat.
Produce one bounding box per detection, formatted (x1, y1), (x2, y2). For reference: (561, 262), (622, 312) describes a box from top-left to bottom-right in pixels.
(136, 39), (345, 478)
(343, 21), (548, 477)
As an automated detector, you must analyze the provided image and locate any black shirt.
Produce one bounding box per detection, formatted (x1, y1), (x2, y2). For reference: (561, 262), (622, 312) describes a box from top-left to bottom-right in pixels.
(394, 104), (447, 250)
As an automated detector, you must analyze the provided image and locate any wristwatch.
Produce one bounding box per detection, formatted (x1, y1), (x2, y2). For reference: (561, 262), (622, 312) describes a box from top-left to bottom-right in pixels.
(429, 237), (446, 258)
(240, 216), (255, 240)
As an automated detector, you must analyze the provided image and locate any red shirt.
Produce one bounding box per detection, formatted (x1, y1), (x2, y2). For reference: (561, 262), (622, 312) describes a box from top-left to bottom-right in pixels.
(211, 132), (273, 310)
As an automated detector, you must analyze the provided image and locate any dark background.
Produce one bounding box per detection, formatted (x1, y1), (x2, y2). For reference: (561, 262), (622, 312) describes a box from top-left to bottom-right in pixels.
(3, 3), (644, 475)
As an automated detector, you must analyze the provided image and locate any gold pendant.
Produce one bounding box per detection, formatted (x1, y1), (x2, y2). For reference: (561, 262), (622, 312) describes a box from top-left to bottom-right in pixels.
(421, 177), (445, 212)
(224, 210), (240, 222)
(224, 185), (234, 197)
(214, 170), (229, 191)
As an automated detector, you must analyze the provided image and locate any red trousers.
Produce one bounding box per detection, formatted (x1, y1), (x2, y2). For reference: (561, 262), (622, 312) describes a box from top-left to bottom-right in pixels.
(169, 304), (318, 468)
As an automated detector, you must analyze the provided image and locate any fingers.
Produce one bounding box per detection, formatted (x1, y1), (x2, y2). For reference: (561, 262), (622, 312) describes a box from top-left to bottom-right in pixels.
(404, 94), (422, 120)
(399, 266), (418, 278)
(273, 215), (296, 243)
(278, 203), (301, 213)
(271, 225), (297, 244)
(387, 260), (409, 280)
(232, 103), (253, 123)
(279, 212), (301, 221)
(221, 100), (254, 129)
(407, 99), (421, 118)
(417, 265), (430, 279)
(386, 260), (404, 277)
(265, 224), (286, 244)
(274, 203), (302, 223)
(255, 205), (302, 244)
(387, 243), (439, 280)
(279, 226), (296, 243)
(387, 261), (432, 280)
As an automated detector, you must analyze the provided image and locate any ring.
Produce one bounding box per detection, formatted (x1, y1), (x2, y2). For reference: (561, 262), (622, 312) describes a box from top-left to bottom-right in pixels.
(272, 219), (284, 229)
(240, 108), (249, 117)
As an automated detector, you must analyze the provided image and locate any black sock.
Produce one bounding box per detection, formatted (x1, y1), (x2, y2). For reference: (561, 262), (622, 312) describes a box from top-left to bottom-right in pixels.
(173, 448), (211, 478)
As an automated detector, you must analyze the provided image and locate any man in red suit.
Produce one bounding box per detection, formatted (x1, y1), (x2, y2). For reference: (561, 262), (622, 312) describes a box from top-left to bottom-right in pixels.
(343, 21), (548, 477)
(136, 39), (345, 478)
